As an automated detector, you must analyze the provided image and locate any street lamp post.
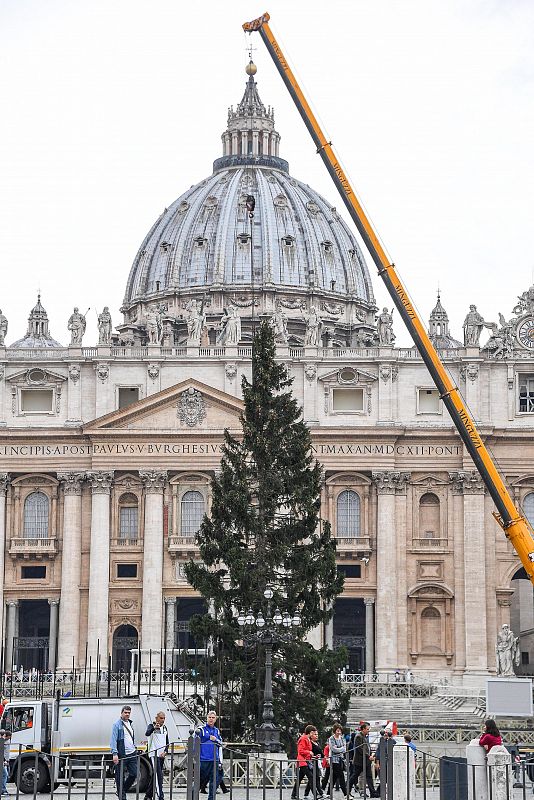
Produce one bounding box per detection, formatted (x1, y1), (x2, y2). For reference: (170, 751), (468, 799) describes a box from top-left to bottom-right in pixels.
(237, 587), (301, 752)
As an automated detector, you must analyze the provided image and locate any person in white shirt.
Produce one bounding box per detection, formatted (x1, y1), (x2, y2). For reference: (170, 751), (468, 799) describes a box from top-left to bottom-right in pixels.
(144, 712), (169, 800)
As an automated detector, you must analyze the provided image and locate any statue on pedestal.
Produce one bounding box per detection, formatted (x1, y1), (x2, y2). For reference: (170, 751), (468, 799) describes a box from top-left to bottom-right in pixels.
(217, 307), (241, 345)
(97, 307), (112, 344)
(463, 305), (485, 346)
(495, 623), (519, 676)
(0, 309), (7, 346)
(376, 307), (395, 346)
(145, 311), (160, 344)
(68, 307), (87, 346)
(186, 299), (206, 346)
(271, 300), (288, 343)
(304, 305), (322, 347)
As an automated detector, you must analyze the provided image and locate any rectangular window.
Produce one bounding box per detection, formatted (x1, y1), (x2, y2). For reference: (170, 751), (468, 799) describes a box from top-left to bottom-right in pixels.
(418, 388), (441, 414)
(119, 507), (138, 540)
(20, 389), (53, 413)
(118, 387), (139, 409)
(117, 563), (138, 578)
(21, 565), (46, 579)
(518, 375), (534, 413)
(522, 651), (530, 665)
(332, 388), (364, 412)
(337, 564), (361, 579)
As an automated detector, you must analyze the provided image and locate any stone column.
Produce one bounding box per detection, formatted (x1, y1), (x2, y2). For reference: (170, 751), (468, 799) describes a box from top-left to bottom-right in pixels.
(372, 471), (409, 673)
(0, 473), (10, 649)
(364, 598), (375, 674)
(87, 471), (113, 665)
(5, 600), (18, 669)
(48, 599), (59, 671)
(450, 471), (488, 675)
(140, 470), (167, 654)
(165, 597), (176, 668)
(57, 472), (85, 668)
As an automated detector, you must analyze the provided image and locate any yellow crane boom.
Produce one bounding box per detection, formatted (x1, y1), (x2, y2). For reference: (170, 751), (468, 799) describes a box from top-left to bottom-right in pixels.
(243, 11), (534, 583)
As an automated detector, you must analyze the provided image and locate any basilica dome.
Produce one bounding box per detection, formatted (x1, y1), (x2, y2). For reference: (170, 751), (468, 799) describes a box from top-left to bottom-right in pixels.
(120, 65), (377, 347)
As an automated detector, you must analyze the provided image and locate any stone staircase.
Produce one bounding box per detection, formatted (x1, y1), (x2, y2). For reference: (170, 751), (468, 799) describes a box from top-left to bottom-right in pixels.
(347, 693), (484, 729)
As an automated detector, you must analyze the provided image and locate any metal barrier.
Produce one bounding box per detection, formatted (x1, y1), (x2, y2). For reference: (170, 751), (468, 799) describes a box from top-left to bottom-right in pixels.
(3, 736), (530, 799)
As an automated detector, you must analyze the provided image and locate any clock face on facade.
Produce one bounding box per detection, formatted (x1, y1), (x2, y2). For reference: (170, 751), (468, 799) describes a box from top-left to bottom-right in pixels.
(517, 317), (534, 349)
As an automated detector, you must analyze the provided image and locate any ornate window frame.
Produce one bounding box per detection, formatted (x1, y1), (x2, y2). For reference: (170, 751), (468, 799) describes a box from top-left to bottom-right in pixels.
(6, 368), (66, 417)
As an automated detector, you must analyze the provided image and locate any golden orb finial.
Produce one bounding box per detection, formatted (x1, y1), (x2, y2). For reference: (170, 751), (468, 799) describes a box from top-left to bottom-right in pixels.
(246, 60), (257, 76)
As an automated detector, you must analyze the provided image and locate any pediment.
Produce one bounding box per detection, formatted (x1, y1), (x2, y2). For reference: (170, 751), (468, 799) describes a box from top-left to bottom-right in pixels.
(318, 367), (377, 384)
(83, 379), (244, 433)
(411, 474), (450, 487)
(6, 367), (67, 385)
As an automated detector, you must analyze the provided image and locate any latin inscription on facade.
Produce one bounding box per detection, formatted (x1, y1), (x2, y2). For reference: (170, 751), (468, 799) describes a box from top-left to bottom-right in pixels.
(0, 441), (462, 459)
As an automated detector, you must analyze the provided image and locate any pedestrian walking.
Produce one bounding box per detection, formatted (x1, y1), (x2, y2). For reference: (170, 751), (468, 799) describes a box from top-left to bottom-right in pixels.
(197, 711), (223, 800)
(1, 730), (11, 796)
(349, 723), (379, 798)
(306, 729), (324, 798)
(144, 711), (169, 800)
(322, 723), (347, 795)
(292, 725), (319, 799)
(110, 705), (139, 800)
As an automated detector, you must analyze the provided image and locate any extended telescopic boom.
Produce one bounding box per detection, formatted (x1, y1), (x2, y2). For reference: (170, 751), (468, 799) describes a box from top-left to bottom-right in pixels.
(243, 11), (534, 583)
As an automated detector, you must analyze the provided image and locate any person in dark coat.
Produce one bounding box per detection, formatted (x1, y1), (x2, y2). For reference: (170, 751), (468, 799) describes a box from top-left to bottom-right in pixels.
(349, 723), (379, 798)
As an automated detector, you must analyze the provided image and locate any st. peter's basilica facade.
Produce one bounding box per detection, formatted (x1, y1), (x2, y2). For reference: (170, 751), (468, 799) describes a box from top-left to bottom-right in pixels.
(1, 63), (533, 683)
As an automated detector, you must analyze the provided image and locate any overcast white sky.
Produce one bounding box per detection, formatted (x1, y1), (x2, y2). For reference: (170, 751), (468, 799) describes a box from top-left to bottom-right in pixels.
(1, 0), (533, 347)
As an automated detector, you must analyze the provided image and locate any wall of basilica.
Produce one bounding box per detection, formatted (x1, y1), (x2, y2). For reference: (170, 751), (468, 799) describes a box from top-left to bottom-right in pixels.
(1, 337), (532, 682)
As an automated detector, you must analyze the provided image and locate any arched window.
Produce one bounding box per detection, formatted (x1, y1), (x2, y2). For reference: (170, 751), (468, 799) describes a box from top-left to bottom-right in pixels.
(420, 606), (442, 653)
(419, 493), (440, 543)
(119, 493), (139, 542)
(23, 492), (49, 539)
(337, 490), (360, 538)
(524, 492), (534, 527)
(181, 491), (205, 537)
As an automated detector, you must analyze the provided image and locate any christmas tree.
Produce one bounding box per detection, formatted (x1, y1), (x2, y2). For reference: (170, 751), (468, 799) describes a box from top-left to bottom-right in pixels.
(186, 321), (348, 749)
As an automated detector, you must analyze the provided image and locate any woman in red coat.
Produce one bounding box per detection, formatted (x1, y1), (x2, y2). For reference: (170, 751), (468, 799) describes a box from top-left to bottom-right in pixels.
(479, 719), (502, 753)
(291, 726), (323, 799)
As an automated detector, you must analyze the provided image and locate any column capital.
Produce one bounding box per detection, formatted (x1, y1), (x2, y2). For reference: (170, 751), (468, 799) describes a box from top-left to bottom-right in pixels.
(0, 472), (10, 492)
(364, 597), (375, 606)
(48, 598), (60, 607)
(449, 470), (485, 495)
(87, 470), (114, 494)
(140, 469), (168, 493)
(164, 596), (176, 605)
(372, 471), (410, 495)
(6, 599), (19, 607)
(58, 471), (86, 495)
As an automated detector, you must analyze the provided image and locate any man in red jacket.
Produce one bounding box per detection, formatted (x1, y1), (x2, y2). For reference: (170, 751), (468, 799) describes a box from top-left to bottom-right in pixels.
(291, 726), (323, 799)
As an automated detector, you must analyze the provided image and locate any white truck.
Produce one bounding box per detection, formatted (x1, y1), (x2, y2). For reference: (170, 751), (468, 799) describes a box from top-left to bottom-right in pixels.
(1, 694), (198, 794)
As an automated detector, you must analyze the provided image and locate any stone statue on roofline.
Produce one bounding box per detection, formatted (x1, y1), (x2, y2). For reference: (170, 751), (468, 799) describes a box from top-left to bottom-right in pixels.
(0, 309), (7, 346)
(68, 307), (87, 346)
(463, 304), (485, 347)
(97, 307), (112, 344)
(376, 307), (395, 346)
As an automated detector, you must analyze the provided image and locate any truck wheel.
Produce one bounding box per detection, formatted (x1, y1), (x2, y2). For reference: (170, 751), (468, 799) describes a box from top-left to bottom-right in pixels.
(131, 760), (150, 794)
(16, 759), (50, 794)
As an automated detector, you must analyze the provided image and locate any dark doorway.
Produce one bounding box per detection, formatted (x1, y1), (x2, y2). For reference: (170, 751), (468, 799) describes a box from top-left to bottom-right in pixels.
(333, 598), (366, 673)
(112, 625), (139, 672)
(15, 599), (50, 671)
(176, 598), (207, 649)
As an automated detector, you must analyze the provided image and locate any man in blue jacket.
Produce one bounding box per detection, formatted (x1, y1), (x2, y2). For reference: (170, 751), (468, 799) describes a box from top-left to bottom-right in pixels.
(110, 705), (139, 800)
(197, 711), (223, 800)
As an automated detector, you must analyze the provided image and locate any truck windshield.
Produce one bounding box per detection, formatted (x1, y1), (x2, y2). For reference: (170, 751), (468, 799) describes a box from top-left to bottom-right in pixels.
(1, 706), (34, 733)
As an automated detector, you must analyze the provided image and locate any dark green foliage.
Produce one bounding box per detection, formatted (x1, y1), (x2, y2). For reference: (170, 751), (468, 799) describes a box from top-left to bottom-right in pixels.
(185, 322), (348, 749)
